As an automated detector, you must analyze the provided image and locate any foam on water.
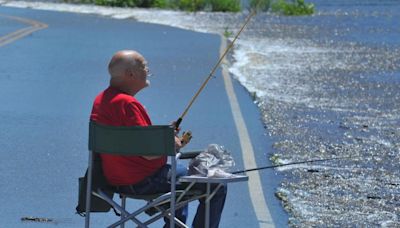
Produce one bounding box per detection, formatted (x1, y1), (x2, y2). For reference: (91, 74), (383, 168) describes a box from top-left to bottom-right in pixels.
(229, 38), (346, 104)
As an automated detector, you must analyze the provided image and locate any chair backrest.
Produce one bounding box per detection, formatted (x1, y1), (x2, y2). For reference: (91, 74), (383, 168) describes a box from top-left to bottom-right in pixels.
(88, 121), (175, 156)
(85, 121), (178, 228)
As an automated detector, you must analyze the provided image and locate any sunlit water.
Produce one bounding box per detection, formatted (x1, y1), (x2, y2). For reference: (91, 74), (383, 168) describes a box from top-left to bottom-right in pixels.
(2, 0), (399, 226)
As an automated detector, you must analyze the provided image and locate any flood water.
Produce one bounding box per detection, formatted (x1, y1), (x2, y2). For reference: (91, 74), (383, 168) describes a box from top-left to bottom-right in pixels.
(233, 0), (400, 226)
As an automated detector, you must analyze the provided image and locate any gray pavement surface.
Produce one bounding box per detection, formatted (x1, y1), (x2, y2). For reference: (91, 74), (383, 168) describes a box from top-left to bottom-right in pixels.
(0, 14), (25, 36)
(0, 6), (287, 227)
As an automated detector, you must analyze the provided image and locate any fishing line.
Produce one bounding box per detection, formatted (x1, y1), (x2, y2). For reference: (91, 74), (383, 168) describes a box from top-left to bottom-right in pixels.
(232, 156), (357, 174)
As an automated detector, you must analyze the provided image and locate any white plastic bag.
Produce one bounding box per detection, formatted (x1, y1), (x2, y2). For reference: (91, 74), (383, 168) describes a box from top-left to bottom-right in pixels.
(188, 144), (235, 178)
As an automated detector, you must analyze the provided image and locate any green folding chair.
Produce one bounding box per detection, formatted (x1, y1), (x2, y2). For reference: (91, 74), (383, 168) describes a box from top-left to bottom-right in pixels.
(83, 121), (204, 228)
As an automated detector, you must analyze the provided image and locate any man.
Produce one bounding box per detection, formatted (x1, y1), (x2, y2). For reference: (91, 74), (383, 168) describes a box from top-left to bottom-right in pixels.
(90, 50), (227, 228)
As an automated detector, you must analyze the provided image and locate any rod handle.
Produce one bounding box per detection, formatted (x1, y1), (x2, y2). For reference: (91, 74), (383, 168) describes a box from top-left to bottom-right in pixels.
(175, 117), (183, 130)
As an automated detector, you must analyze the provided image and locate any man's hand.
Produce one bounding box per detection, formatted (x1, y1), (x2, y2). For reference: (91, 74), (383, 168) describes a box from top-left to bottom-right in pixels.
(171, 121), (180, 134)
(175, 136), (183, 149)
(171, 120), (192, 148)
(180, 131), (192, 147)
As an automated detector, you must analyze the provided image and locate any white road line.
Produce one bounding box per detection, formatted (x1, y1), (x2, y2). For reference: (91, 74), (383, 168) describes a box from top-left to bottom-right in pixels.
(0, 14), (48, 47)
(220, 36), (275, 227)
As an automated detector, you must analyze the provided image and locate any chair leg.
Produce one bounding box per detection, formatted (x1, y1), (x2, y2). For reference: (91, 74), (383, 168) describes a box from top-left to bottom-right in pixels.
(85, 151), (94, 228)
(120, 196), (126, 228)
(94, 191), (147, 228)
(170, 156), (177, 228)
(107, 194), (172, 228)
(143, 196), (205, 228)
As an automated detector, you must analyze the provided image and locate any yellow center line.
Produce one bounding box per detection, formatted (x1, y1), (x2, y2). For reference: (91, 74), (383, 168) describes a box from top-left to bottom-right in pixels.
(220, 36), (275, 227)
(0, 14), (48, 47)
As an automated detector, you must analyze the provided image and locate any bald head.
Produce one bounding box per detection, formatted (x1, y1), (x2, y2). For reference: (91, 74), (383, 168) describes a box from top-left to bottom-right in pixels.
(107, 50), (150, 95)
(108, 50), (145, 79)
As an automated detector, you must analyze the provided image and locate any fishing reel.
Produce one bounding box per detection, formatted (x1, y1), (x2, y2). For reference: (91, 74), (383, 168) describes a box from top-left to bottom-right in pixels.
(180, 131), (192, 146)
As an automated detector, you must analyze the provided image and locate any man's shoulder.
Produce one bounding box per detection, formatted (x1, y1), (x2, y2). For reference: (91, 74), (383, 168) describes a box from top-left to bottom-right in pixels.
(103, 87), (138, 105)
(112, 92), (134, 102)
(111, 93), (141, 107)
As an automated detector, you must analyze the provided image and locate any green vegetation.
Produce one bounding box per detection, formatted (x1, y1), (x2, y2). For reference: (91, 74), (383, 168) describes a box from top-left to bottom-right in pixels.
(223, 26), (233, 38)
(250, 0), (270, 12)
(271, 0), (314, 15)
(171, 0), (315, 15)
(250, 0), (314, 16)
(93, 0), (135, 7)
(172, 0), (241, 12)
(174, 0), (206, 11)
(65, 0), (240, 12)
(182, 0), (241, 12)
(208, 0), (240, 12)
(153, 0), (168, 8)
(65, 0), (314, 15)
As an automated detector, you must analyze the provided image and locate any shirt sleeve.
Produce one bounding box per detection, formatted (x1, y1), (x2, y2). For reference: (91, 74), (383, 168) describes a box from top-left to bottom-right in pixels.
(123, 102), (149, 126)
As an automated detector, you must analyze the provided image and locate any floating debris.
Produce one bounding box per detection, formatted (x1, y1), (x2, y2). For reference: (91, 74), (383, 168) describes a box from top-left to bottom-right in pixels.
(21, 216), (54, 223)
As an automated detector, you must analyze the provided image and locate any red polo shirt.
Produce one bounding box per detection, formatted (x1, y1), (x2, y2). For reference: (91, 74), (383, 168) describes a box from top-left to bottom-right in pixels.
(90, 86), (167, 186)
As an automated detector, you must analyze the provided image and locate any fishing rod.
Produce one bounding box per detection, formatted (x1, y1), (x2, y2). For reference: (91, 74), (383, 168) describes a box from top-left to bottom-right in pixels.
(175, 10), (257, 131)
(232, 156), (356, 174)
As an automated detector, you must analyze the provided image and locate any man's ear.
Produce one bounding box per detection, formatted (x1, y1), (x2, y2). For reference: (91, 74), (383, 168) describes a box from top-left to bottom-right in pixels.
(126, 68), (134, 77)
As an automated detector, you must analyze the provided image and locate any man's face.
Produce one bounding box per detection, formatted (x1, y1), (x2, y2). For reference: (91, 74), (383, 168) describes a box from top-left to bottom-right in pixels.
(140, 60), (151, 87)
(132, 57), (151, 89)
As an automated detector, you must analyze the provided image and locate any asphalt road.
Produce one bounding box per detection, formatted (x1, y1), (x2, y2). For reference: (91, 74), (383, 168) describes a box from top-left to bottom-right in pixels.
(0, 5), (287, 227)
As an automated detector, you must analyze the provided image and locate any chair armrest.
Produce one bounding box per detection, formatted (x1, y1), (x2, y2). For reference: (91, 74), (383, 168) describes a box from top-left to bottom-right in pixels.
(179, 151), (202, 159)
